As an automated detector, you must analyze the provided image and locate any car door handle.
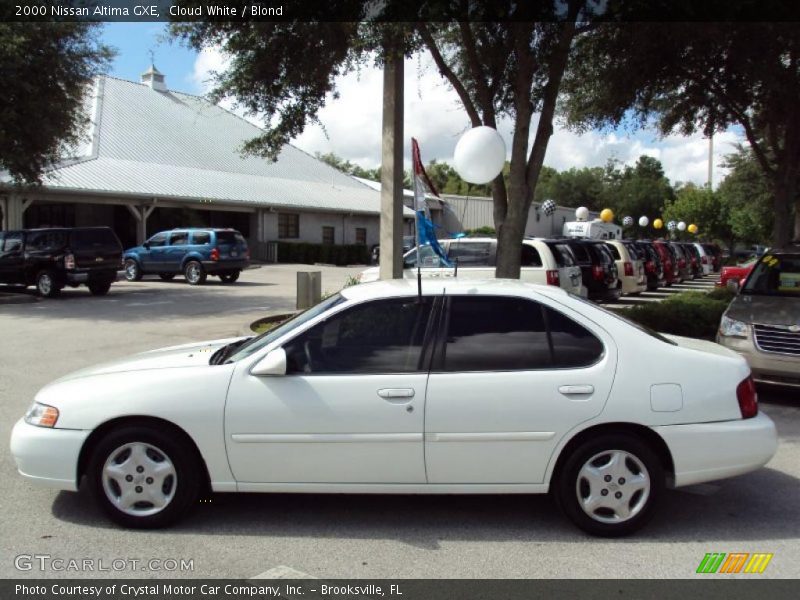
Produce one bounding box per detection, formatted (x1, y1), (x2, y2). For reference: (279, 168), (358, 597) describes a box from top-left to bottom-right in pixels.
(377, 388), (415, 401)
(558, 385), (594, 395)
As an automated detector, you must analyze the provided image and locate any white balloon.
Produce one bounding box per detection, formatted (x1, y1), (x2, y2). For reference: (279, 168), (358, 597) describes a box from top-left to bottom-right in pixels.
(638, 216), (649, 227)
(677, 221), (687, 231)
(453, 126), (507, 184)
(575, 206), (590, 221)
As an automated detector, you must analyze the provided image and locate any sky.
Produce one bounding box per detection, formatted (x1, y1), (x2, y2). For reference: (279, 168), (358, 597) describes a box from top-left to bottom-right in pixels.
(100, 22), (744, 189)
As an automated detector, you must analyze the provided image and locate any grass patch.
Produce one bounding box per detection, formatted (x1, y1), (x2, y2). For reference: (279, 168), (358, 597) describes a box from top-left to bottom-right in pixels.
(617, 289), (735, 341)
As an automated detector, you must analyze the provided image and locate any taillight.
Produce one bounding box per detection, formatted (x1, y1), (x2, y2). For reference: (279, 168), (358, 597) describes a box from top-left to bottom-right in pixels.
(592, 264), (604, 281)
(624, 262), (634, 277)
(245, 248), (251, 260)
(210, 248), (220, 261)
(679, 259), (686, 268)
(64, 253), (76, 269)
(736, 376), (758, 419)
(702, 256), (708, 264)
(546, 270), (560, 286)
(645, 260), (655, 273)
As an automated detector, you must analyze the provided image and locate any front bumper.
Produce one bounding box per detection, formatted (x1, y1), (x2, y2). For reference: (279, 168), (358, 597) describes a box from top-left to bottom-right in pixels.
(9, 419), (90, 491)
(717, 335), (800, 388)
(653, 412), (778, 488)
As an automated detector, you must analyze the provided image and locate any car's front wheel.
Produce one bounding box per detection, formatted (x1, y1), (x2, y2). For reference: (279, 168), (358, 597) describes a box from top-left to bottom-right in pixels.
(184, 261), (206, 285)
(124, 259), (143, 282)
(88, 425), (201, 528)
(554, 434), (664, 537)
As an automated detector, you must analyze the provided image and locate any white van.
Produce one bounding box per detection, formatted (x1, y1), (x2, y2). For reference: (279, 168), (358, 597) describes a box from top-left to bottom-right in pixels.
(357, 237), (586, 296)
(606, 240), (647, 295)
(563, 220), (623, 240)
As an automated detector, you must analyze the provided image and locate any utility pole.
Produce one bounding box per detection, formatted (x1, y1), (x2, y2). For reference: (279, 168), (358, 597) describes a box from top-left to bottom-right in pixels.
(707, 133), (714, 189)
(379, 34), (404, 280)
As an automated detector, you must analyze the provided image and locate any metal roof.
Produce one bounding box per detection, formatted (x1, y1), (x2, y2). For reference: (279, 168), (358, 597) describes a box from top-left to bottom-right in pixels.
(13, 75), (412, 217)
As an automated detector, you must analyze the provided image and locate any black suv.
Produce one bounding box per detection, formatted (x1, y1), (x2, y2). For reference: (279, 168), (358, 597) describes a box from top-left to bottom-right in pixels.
(0, 227), (122, 297)
(563, 239), (621, 302)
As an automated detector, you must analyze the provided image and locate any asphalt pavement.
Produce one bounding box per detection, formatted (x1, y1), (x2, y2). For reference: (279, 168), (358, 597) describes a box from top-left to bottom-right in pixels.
(0, 265), (797, 579)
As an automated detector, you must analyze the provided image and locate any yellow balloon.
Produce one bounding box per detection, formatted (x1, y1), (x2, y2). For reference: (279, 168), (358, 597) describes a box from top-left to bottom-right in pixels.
(688, 224), (698, 234)
(600, 208), (614, 223)
(653, 218), (664, 230)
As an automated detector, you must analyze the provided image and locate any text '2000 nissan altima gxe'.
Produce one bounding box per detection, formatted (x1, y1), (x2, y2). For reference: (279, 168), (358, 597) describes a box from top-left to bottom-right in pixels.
(10, 280), (777, 536)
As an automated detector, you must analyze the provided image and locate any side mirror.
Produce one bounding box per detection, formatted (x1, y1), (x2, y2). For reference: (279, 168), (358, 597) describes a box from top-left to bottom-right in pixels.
(250, 347), (287, 376)
(143, 242), (151, 249)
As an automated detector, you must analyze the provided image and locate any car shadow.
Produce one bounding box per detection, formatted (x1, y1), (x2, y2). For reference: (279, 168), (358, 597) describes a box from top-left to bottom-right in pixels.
(51, 467), (800, 546)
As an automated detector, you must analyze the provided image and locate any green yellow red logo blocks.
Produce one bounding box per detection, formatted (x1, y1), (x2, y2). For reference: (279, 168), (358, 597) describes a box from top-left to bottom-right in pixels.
(696, 553), (773, 574)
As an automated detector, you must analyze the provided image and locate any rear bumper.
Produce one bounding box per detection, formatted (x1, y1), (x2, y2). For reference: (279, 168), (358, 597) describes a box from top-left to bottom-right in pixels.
(588, 286), (622, 302)
(653, 412), (777, 488)
(65, 269), (118, 285)
(9, 419), (89, 491)
(201, 260), (250, 273)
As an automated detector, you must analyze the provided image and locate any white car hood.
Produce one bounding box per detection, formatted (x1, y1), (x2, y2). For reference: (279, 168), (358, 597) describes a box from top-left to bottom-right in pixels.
(48, 337), (248, 384)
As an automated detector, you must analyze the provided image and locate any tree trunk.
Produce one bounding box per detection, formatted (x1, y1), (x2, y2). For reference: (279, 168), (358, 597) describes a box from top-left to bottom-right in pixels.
(495, 202), (527, 279)
(795, 196), (800, 242)
(773, 180), (794, 248)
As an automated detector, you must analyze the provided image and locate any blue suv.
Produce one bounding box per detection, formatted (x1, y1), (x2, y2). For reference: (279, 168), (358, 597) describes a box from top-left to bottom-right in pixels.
(124, 228), (250, 285)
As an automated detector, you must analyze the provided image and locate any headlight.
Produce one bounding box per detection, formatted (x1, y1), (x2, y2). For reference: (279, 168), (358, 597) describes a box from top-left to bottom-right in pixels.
(24, 402), (59, 428)
(719, 314), (748, 338)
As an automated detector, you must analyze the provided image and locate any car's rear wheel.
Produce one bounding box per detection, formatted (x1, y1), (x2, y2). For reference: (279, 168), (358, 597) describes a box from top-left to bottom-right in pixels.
(88, 281), (111, 296)
(35, 270), (61, 298)
(184, 261), (206, 285)
(87, 425), (201, 528)
(124, 259), (143, 282)
(219, 271), (240, 283)
(158, 273), (176, 281)
(555, 434), (664, 537)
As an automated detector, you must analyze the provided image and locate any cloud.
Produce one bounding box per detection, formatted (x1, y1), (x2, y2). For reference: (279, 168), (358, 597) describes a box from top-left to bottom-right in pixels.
(191, 49), (744, 187)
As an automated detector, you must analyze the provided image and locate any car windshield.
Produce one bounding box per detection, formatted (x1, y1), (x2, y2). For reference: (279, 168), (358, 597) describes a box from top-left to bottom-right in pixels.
(741, 254), (800, 297)
(224, 294), (347, 363)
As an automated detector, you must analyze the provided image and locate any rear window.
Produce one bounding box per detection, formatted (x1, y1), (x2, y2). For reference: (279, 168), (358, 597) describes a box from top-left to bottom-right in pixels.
(606, 243), (621, 260)
(623, 243), (640, 260)
(568, 242), (590, 263)
(216, 231), (246, 245)
(521, 245), (543, 267)
(545, 243), (575, 267)
(70, 228), (121, 249)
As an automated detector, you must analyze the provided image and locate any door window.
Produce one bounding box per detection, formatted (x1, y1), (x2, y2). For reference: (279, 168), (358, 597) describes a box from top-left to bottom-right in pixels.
(147, 233), (168, 248)
(2, 232), (23, 253)
(448, 242), (493, 266)
(284, 297), (434, 374)
(27, 231), (66, 251)
(192, 231), (211, 245)
(169, 232), (189, 246)
(545, 307), (604, 367)
(441, 296), (551, 371)
(322, 226), (335, 245)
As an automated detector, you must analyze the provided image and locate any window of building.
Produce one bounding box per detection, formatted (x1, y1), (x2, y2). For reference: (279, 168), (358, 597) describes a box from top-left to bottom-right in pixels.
(355, 228), (367, 245)
(322, 226), (335, 245)
(278, 213), (299, 239)
(284, 297), (434, 374)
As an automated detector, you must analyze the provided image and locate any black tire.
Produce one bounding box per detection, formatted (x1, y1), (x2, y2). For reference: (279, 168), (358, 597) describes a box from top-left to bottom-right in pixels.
(554, 433), (664, 537)
(124, 259), (143, 282)
(183, 261), (206, 285)
(158, 273), (176, 281)
(35, 270), (61, 298)
(87, 424), (201, 529)
(88, 281), (112, 296)
(219, 271), (240, 284)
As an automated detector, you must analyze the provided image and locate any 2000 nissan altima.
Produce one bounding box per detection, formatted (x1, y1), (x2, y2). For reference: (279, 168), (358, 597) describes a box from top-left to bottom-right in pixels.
(10, 279), (777, 536)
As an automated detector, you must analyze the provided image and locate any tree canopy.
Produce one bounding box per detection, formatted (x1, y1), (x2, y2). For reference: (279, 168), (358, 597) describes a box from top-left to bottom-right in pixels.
(0, 23), (112, 184)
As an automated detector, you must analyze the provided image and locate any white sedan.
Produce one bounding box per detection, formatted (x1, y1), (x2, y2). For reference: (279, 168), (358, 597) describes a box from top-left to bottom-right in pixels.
(10, 279), (777, 536)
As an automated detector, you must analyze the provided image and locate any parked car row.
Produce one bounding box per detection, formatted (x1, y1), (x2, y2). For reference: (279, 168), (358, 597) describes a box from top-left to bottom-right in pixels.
(0, 227), (250, 297)
(358, 238), (723, 303)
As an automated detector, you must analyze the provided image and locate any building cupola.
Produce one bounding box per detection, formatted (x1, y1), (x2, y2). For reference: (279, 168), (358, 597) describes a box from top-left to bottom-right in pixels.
(141, 64), (167, 92)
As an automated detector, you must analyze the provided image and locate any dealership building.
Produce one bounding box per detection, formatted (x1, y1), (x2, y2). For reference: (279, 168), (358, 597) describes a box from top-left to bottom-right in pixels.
(0, 65), (584, 255)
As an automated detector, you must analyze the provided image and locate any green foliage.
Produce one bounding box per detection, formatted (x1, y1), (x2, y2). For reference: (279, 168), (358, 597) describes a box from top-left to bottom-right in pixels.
(618, 291), (731, 341)
(533, 165), (606, 210)
(705, 287), (737, 303)
(717, 147), (774, 246)
(464, 226), (496, 236)
(662, 184), (730, 243)
(276, 242), (369, 266)
(0, 23), (112, 183)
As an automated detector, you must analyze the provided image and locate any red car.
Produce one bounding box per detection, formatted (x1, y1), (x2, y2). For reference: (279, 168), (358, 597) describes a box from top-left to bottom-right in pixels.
(652, 240), (678, 286)
(716, 257), (757, 290)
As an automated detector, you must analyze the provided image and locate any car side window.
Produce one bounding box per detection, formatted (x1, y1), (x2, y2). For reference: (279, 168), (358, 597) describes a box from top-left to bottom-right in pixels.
(284, 297), (434, 375)
(520, 245), (543, 267)
(448, 242), (493, 266)
(2, 233), (23, 253)
(545, 306), (604, 367)
(28, 231), (66, 251)
(441, 296), (551, 372)
(569, 243), (590, 263)
(147, 233), (168, 248)
(169, 232), (189, 246)
(192, 231), (211, 245)
(607, 244), (621, 260)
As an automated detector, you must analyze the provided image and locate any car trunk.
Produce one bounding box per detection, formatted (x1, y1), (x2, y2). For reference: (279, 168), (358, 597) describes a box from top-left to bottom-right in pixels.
(215, 231), (248, 261)
(69, 229), (122, 271)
